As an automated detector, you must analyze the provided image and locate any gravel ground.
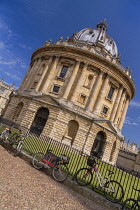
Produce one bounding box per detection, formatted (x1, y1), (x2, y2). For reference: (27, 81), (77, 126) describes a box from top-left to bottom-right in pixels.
(0, 146), (115, 210)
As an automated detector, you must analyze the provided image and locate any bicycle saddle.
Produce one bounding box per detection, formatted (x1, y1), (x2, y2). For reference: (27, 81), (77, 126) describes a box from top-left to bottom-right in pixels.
(47, 149), (52, 152)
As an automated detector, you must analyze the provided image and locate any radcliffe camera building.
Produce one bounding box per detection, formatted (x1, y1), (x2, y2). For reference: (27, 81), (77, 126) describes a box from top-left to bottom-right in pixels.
(2, 20), (135, 164)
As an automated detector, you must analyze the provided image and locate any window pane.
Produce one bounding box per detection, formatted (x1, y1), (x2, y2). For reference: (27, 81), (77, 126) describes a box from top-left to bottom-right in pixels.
(107, 87), (115, 99)
(59, 66), (68, 78)
(53, 85), (60, 93)
(102, 107), (108, 114)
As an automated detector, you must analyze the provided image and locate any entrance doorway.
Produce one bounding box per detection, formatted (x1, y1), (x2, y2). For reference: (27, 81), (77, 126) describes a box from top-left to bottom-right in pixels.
(90, 131), (105, 159)
(30, 107), (49, 135)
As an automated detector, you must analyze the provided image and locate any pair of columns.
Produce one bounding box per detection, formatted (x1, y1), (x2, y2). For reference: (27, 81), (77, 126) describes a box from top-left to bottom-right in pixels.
(22, 58), (42, 90)
(23, 56), (59, 91)
(110, 86), (130, 129)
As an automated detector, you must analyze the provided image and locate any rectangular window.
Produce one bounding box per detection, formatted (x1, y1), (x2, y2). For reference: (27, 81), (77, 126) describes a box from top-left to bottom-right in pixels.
(59, 66), (68, 78)
(102, 106), (108, 115)
(78, 94), (86, 104)
(107, 87), (115, 100)
(52, 85), (60, 94)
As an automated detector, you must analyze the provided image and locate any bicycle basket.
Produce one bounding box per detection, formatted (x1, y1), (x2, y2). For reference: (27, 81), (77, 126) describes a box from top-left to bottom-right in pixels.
(44, 152), (58, 166)
(87, 157), (96, 167)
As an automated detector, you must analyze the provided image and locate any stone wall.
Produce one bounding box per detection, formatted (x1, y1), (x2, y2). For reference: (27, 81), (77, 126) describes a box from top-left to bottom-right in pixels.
(117, 149), (140, 173)
(2, 93), (122, 165)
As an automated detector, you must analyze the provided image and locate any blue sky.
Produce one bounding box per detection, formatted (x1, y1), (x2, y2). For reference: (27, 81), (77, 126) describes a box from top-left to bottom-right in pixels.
(0, 0), (140, 147)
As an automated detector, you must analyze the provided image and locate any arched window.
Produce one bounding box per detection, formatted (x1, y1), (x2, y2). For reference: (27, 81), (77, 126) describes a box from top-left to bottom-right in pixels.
(30, 107), (49, 135)
(90, 131), (105, 159)
(84, 75), (93, 89)
(109, 141), (116, 162)
(65, 120), (79, 145)
(13, 102), (24, 121)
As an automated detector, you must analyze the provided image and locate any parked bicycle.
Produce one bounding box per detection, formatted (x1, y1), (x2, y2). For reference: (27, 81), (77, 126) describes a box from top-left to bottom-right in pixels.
(32, 149), (69, 182)
(8, 130), (27, 157)
(122, 187), (140, 209)
(0, 127), (12, 144)
(75, 156), (124, 203)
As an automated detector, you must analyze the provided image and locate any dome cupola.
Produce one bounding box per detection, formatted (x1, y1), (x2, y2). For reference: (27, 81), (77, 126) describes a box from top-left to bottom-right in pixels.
(96, 19), (108, 31)
(75, 19), (118, 56)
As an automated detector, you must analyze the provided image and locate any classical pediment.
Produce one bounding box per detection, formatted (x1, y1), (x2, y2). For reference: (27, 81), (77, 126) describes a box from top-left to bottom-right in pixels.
(32, 94), (61, 107)
(16, 90), (61, 107)
(94, 120), (118, 134)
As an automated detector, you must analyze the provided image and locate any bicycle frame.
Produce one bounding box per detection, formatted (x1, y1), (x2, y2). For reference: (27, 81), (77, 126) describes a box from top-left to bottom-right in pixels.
(92, 166), (115, 193)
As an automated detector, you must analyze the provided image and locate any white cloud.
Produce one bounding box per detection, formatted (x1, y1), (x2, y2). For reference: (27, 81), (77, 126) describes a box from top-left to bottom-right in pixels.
(0, 46), (27, 69)
(0, 19), (14, 38)
(124, 117), (131, 125)
(124, 116), (140, 126)
(129, 100), (140, 108)
(19, 43), (32, 51)
(132, 123), (139, 126)
(5, 72), (21, 81)
(0, 60), (16, 65)
(0, 18), (29, 70)
(0, 41), (6, 49)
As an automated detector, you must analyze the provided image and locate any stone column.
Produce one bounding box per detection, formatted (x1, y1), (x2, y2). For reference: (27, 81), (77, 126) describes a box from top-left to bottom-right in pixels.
(36, 56), (53, 91)
(27, 58), (42, 89)
(118, 96), (130, 129)
(62, 60), (80, 100)
(70, 63), (88, 102)
(114, 90), (126, 124)
(42, 56), (59, 92)
(86, 70), (103, 111)
(93, 73), (109, 114)
(109, 85), (123, 122)
(23, 59), (38, 90)
(102, 141), (112, 162)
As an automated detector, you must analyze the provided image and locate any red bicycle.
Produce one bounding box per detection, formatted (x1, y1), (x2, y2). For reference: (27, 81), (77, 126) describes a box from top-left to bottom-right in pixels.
(32, 149), (69, 182)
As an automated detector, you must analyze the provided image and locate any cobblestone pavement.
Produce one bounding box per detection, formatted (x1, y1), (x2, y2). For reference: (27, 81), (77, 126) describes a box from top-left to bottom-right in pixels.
(0, 146), (114, 210)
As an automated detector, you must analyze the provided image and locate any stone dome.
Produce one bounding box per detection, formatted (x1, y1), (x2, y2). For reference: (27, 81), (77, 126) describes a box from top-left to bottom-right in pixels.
(75, 19), (118, 56)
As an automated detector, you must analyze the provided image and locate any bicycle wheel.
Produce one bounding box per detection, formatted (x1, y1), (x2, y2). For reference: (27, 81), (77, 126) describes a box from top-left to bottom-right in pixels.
(14, 141), (23, 157)
(8, 133), (19, 145)
(52, 163), (69, 182)
(104, 180), (124, 203)
(75, 168), (93, 186)
(122, 198), (139, 210)
(32, 152), (45, 169)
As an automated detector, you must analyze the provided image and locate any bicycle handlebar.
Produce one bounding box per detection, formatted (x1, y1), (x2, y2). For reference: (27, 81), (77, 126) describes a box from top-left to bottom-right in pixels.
(132, 186), (140, 192)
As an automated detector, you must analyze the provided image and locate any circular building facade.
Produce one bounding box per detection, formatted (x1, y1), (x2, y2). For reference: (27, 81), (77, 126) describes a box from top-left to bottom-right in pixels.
(2, 20), (135, 164)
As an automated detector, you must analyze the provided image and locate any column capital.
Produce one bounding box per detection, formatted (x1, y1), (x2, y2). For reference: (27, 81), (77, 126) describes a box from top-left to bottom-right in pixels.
(53, 55), (60, 60)
(83, 62), (88, 68)
(104, 72), (110, 79)
(126, 94), (130, 101)
(98, 69), (104, 75)
(119, 84), (124, 90)
(75, 59), (81, 64)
